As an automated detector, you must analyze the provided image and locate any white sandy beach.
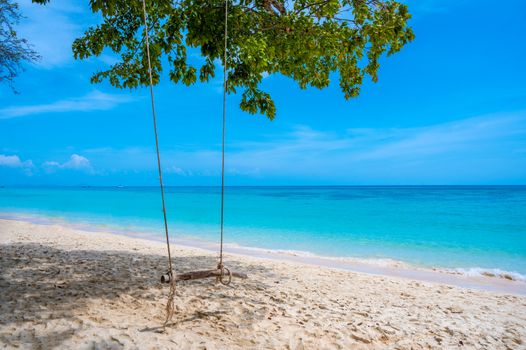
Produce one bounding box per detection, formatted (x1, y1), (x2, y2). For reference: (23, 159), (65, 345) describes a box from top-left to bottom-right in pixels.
(1, 218), (525, 349)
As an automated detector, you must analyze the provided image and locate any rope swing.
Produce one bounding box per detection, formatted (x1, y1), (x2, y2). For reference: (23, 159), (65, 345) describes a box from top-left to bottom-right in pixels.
(217, 0), (229, 282)
(140, 0), (247, 326)
(140, 0), (177, 325)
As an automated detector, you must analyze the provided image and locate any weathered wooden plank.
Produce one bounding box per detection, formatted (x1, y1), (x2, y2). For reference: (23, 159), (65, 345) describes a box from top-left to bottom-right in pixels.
(161, 269), (248, 283)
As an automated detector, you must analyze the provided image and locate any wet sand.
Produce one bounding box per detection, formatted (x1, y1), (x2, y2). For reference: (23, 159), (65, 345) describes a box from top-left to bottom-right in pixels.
(1, 219), (525, 349)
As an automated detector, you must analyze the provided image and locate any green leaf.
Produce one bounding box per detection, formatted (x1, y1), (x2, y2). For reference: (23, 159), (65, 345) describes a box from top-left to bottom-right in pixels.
(35, 0), (414, 119)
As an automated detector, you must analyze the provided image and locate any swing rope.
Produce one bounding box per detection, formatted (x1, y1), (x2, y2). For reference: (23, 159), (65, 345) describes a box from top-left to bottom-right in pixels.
(215, 0), (233, 287)
(140, 0), (176, 325)
(218, 0), (228, 271)
(141, 0), (232, 326)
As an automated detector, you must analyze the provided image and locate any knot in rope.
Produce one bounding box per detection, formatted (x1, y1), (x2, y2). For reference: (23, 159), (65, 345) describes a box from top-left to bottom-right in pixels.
(217, 263), (232, 286)
(163, 275), (177, 327)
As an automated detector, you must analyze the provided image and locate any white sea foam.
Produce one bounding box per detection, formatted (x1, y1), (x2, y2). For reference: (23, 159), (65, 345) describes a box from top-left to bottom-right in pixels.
(2, 212), (525, 285)
(449, 267), (526, 282)
(223, 242), (526, 282)
(221, 243), (413, 268)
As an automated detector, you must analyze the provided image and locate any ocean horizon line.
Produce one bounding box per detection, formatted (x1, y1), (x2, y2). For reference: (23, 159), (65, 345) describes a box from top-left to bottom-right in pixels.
(2, 184), (526, 188)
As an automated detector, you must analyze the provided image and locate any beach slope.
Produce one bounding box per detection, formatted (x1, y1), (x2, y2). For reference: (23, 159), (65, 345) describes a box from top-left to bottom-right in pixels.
(1, 219), (525, 349)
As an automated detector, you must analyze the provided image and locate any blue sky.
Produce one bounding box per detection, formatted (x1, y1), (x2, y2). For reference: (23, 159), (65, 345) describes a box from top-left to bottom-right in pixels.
(1, 0), (526, 186)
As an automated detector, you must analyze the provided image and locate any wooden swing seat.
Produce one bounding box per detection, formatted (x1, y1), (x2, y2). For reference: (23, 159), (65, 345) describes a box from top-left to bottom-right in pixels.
(161, 268), (248, 283)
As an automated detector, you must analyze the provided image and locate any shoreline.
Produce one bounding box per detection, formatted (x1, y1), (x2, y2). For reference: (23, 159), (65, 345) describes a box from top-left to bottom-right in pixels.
(1, 218), (525, 348)
(2, 214), (526, 296)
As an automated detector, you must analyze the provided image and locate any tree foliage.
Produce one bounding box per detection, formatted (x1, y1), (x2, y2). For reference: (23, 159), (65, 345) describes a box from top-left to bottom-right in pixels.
(0, 0), (40, 92)
(34, 0), (414, 119)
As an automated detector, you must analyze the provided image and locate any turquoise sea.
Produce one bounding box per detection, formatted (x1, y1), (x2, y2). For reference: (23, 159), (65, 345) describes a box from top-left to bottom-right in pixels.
(1, 186), (525, 279)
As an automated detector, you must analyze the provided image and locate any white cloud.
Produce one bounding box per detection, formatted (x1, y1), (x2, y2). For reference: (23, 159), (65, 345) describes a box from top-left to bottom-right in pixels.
(82, 111), (526, 184)
(350, 113), (526, 161)
(16, 0), (87, 68)
(43, 154), (93, 173)
(166, 166), (193, 176)
(63, 154), (92, 170)
(0, 154), (34, 175)
(0, 154), (34, 168)
(0, 90), (136, 119)
(228, 113), (526, 169)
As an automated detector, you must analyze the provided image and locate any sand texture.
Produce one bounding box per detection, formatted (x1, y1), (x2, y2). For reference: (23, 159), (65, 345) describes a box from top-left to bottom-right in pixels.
(1, 219), (525, 349)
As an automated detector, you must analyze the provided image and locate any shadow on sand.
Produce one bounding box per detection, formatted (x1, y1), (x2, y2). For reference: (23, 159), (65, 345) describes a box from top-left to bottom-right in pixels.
(0, 242), (274, 347)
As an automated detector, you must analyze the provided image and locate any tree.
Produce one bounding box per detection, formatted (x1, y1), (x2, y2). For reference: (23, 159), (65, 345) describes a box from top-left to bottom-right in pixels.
(0, 0), (40, 92)
(33, 0), (414, 119)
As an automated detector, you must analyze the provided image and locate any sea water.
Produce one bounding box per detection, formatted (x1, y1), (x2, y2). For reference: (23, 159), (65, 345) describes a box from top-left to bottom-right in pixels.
(1, 186), (525, 278)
